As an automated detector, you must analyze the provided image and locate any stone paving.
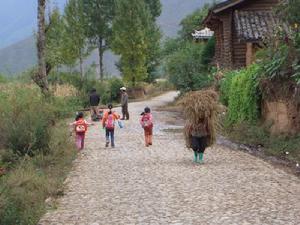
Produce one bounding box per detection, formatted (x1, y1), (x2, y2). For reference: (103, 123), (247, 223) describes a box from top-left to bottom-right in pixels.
(39, 92), (300, 225)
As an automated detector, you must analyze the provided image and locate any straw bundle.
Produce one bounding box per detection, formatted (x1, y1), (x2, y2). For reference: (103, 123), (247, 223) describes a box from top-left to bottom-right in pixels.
(179, 90), (219, 148)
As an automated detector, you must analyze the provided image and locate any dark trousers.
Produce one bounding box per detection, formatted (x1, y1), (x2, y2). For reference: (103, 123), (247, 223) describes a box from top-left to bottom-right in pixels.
(192, 136), (207, 153)
(106, 128), (115, 146)
(122, 105), (129, 120)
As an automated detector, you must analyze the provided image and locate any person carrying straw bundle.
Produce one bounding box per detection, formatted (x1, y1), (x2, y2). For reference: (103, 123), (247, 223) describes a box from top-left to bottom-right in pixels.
(179, 90), (218, 163)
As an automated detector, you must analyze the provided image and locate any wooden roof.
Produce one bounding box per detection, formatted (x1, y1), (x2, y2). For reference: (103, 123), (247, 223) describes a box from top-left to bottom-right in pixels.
(212, 0), (246, 13)
(234, 10), (280, 42)
(203, 0), (246, 26)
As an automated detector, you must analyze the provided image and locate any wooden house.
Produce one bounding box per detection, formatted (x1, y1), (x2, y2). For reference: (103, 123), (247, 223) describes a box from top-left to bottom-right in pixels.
(203, 0), (281, 69)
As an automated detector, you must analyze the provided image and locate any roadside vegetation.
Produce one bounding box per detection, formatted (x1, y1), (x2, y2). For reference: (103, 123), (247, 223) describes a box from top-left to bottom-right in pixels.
(217, 0), (300, 164)
(161, 0), (300, 165)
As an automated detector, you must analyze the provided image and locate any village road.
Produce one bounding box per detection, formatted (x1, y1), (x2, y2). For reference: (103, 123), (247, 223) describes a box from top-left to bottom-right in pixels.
(39, 91), (300, 225)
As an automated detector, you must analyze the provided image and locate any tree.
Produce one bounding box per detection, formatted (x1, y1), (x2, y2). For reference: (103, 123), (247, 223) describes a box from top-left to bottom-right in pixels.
(45, 8), (68, 75)
(112, 0), (151, 85)
(145, 0), (162, 20)
(279, 0), (300, 24)
(179, 4), (210, 40)
(64, 0), (90, 79)
(82, 0), (115, 81)
(33, 0), (50, 96)
(143, 0), (162, 82)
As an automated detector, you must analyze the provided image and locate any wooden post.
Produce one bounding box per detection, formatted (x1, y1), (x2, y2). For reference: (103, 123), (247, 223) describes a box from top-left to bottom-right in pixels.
(246, 42), (253, 67)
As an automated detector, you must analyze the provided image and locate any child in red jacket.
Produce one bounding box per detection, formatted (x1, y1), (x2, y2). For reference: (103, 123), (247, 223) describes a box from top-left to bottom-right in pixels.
(102, 104), (120, 148)
(140, 107), (153, 147)
(70, 112), (92, 150)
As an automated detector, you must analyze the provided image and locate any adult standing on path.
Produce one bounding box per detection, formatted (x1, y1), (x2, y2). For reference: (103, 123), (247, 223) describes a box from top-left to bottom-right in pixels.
(120, 87), (129, 120)
(89, 88), (100, 121)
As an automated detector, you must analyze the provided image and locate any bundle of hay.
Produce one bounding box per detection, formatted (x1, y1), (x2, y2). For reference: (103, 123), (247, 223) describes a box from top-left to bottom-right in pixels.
(178, 90), (219, 148)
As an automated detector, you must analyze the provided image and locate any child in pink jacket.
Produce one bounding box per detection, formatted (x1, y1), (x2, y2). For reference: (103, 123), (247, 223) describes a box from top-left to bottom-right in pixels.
(140, 107), (153, 147)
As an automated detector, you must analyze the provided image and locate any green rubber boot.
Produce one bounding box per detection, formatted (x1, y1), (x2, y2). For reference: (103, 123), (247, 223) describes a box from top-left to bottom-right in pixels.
(198, 153), (204, 163)
(193, 151), (198, 162)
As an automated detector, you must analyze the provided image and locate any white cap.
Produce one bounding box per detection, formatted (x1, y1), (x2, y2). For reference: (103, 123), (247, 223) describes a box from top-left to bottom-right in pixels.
(120, 87), (127, 91)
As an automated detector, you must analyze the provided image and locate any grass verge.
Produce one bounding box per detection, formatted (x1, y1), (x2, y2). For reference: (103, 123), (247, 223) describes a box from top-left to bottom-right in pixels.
(222, 122), (300, 165)
(0, 123), (76, 225)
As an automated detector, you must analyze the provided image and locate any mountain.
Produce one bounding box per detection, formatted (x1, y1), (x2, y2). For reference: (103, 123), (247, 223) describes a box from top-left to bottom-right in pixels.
(0, 0), (212, 76)
(0, 0), (67, 49)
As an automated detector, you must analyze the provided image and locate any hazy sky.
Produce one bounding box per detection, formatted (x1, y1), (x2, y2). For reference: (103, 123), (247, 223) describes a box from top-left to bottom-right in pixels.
(0, 0), (211, 49)
(0, 0), (66, 48)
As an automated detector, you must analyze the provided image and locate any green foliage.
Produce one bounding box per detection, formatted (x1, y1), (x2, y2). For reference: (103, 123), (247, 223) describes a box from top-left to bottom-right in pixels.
(49, 71), (124, 106)
(179, 4), (210, 40)
(112, 0), (161, 85)
(82, 0), (115, 80)
(144, 0), (162, 20)
(200, 37), (215, 69)
(219, 70), (239, 106)
(64, 0), (91, 75)
(223, 122), (300, 163)
(161, 38), (184, 57)
(277, 0), (300, 25)
(165, 42), (213, 92)
(0, 74), (7, 83)
(258, 0), (300, 84)
(46, 8), (71, 72)
(0, 85), (80, 157)
(109, 78), (124, 102)
(0, 88), (52, 156)
(82, 0), (115, 43)
(0, 125), (76, 225)
(227, 64), (260, 124)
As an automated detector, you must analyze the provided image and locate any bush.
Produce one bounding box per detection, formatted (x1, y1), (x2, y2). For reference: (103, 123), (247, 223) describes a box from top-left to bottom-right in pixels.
(219, 70), (239, 106)
(109, 78), (124, 103)
(0, 87), (54, 157)
(0, 124), (76, 225)
(49, 72), (124, 106)
(227, 64), (261, 124)
(166, 42), (213, 92)
(0, 74), (7, 83)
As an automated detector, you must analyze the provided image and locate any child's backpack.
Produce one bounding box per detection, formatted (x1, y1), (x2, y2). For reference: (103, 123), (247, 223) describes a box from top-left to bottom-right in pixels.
(106, 114), (115, 129)
(75, 120), (87, 134)
(142, 114), (153, 128)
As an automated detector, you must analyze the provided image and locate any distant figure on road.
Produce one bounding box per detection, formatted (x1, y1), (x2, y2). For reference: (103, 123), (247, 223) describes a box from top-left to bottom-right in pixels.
(102, 104), (120, 148)
(89, 88), (100, 121)
(120, 87), (129, 120)
(140, 107), (154, 147)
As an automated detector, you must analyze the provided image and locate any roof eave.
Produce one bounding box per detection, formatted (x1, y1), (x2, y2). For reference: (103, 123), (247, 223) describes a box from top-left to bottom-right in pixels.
(212, 0), (246, 14)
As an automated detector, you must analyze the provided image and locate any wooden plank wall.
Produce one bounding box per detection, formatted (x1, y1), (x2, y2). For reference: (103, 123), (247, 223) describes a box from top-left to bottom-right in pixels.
(231, 0), (279, 68)
(219, 11), (233, 69)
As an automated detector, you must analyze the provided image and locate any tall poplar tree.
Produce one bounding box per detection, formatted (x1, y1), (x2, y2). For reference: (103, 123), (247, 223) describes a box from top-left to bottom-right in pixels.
(64, 0), (89, 79)
(145, 0), (162, 19)
(82, 0), (115, 81)
(46, 8), (66, 75)
(33, 0), (49, 95)
(112, 0), (151, 85)
(144, 0), (162, 81)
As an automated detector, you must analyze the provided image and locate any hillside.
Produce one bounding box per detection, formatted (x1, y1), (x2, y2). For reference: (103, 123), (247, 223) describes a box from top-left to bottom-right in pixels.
(0, 0), (212, 76)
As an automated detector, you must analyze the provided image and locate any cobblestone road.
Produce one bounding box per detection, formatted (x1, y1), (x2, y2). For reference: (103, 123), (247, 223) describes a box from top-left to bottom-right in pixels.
(39, 92), (300, 225)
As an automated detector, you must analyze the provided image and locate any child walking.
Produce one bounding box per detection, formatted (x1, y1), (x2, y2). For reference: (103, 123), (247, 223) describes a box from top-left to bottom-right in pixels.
(102, 104), (120, 148)
(180, 90), (218, 163)
(140, 107), (153, 147)
(70, 112), (92, 150)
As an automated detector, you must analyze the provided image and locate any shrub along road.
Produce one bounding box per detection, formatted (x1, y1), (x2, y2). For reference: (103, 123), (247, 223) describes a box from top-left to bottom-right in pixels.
(39, 92), (300, 225)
